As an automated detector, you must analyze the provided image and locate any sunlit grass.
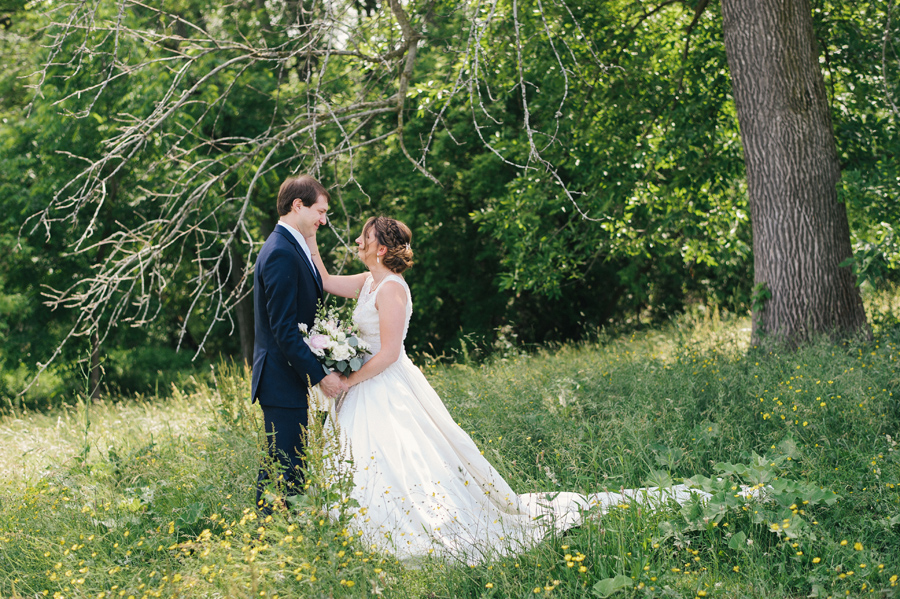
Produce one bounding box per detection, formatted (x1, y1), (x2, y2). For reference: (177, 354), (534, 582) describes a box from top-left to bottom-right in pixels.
(0, 391), (214, 485)
(1, 290), (899, 598)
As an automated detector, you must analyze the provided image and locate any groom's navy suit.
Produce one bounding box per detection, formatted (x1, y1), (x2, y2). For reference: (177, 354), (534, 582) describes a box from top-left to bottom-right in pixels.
(252, 224), (324, 508)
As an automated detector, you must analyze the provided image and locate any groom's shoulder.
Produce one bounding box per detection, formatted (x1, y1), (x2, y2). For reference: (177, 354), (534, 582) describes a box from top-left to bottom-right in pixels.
(258, 231), (298, 267)
(260, 228), (290, 252)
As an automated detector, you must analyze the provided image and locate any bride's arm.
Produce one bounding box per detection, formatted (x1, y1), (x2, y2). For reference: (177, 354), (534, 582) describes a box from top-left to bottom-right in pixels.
(306, 233), (367, 299)
(345, 282), (406, 387)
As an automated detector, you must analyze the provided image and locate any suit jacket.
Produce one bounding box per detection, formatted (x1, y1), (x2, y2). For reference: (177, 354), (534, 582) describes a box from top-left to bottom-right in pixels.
(251, 226), (325, 407)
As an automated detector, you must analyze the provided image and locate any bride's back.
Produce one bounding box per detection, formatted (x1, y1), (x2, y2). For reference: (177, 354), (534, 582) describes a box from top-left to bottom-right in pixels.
(352, 274), (412, 359)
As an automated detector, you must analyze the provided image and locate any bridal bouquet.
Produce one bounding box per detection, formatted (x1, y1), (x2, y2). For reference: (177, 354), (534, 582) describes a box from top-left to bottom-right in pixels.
(299, 302), (370, 378)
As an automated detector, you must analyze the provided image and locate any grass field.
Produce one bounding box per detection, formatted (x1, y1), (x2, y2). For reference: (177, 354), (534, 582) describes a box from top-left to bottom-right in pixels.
(1, 293), (899, 598)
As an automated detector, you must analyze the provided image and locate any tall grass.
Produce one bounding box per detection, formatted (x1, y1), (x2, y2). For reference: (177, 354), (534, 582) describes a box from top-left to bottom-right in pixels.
(1, 295), (898, 598)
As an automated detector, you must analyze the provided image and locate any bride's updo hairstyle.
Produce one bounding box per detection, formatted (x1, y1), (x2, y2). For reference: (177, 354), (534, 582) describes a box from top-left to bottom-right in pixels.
(362, 216), (414, 274)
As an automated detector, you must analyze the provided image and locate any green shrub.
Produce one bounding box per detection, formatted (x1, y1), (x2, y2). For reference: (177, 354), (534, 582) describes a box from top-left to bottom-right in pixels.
(103, 345), (204, 397)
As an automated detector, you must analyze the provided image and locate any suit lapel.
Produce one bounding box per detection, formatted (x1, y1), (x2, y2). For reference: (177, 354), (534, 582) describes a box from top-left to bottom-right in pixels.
(275, 227), (324, 296)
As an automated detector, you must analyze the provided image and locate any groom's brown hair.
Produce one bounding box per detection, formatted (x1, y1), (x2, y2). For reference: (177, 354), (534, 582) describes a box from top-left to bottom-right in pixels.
(277, 175), (330, 216)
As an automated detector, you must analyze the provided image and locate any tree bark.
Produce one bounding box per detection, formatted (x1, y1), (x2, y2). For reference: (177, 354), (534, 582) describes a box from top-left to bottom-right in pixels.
(89, 180), (113, 401)
(721, 0), (869, 347)
(89, 325), (101, 401)
(228, 246), (255, 365)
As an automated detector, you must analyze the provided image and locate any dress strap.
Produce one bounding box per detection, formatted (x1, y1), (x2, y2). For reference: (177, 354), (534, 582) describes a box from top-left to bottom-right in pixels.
(357, 274), (374, 300)
(373, 274), (410, 300)
(382, 273), (406, 287)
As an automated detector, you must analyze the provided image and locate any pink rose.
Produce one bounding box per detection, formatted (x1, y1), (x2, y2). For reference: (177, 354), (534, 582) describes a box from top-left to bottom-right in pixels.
(307, 334), (329, 350)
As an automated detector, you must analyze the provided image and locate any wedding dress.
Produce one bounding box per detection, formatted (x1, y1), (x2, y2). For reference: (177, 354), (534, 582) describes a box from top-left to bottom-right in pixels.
(326, 274), (704, 564)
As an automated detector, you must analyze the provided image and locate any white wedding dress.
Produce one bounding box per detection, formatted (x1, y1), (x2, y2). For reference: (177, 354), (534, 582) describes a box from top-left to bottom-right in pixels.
(326, 274), (704, 564)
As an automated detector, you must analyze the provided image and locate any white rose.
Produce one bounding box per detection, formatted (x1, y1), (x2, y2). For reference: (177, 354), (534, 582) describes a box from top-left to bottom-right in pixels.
(332, 344), (352, 362)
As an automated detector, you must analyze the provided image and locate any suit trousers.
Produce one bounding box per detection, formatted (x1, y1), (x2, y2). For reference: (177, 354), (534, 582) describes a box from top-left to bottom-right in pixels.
(256, 405), (308, 512)
(255, 405), (329, 512)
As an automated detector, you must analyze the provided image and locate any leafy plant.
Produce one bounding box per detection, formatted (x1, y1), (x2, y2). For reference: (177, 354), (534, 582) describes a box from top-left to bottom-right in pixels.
(751, 281), (772, 312)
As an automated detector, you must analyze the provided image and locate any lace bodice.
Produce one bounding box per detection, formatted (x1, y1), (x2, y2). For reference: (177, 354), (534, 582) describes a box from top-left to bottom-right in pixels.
(352, 274), (412, 358)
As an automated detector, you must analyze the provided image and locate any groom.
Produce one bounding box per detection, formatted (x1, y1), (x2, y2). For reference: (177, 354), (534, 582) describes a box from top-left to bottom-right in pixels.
(251, 175), (346, 511)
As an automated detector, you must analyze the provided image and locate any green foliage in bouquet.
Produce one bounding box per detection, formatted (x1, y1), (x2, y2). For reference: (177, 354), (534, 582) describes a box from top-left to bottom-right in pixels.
(300, 301), (370, 378)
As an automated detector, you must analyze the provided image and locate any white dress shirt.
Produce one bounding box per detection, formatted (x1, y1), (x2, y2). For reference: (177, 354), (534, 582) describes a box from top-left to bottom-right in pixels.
(277, 222), (320, 281)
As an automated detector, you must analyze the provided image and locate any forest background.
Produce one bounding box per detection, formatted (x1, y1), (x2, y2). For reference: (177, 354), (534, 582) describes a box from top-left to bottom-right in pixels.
(1, 0), (899, 409)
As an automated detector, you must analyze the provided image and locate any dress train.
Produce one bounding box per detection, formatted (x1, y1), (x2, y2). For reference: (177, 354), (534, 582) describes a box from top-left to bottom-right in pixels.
(323, 274), (709, 564)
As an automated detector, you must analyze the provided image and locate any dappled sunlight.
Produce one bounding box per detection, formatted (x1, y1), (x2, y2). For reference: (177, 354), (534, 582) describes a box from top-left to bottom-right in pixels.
(0, 390), (219, 484)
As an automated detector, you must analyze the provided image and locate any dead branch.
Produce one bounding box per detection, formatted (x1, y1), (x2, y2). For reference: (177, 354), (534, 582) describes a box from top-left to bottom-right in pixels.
(18, 0), (613, 395)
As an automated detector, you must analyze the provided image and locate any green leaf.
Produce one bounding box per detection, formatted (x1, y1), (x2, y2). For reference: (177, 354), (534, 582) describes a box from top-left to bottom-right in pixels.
(728, 531), (747, 551)
(656, 520), (677, 544)
(285, 494), (313, 509)
(751, 281), (772, 311)
(714, 461), (748, 477)
(592, 575), (633, 598)
(808, 584), (826, 598)
(349, 357), (361, 371)
(175, 501), (206, 529)
(117, 497), (144, 513)
(643, 469), (674, 489)
(776, 435), (802, 460)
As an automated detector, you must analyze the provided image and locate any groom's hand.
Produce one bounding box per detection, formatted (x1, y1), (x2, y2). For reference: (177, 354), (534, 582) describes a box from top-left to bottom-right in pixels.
(319, 372), (347, 398)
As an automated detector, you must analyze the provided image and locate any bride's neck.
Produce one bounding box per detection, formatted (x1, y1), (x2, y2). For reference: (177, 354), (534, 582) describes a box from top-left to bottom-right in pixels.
(370, 265), (392, 286)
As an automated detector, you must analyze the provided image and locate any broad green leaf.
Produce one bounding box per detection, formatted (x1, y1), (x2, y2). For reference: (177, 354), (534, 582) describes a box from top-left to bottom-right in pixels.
(644, 469), (674, 489)
(592, 575), (633, 598)
(728, 531), (747, 551)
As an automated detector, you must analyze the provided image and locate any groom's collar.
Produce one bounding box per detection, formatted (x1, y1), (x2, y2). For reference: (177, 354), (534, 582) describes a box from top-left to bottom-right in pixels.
(276, 221), (312, 259)
(275, 222), (322, 293)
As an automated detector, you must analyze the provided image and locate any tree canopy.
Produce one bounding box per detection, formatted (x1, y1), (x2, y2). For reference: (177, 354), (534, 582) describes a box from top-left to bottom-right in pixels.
(1, 0), (898, 406)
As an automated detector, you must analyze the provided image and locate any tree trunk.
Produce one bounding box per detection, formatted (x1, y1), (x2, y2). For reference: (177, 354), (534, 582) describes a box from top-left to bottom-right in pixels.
(89, 325), (101, 401)
(721, 0), (869, 347)
(90, 180), (112, 401)
(228, 246), (255, 365)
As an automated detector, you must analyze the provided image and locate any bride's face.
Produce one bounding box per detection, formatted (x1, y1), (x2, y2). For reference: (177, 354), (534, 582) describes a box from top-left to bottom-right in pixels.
(355, 227), (381, 266)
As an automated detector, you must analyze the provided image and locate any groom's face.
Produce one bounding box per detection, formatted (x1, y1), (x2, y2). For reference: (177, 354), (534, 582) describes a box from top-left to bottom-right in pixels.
(295, 195), (329, 237)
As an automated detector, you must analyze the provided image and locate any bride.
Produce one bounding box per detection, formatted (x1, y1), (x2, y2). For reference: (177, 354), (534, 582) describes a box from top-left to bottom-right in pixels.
(306, 216), (703, 564)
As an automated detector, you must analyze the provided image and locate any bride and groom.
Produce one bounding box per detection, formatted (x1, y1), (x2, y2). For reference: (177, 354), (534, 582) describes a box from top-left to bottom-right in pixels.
(252, 175), (703, 563)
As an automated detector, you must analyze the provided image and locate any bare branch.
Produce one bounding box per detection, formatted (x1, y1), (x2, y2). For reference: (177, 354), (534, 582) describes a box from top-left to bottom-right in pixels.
(18, 0), (619, 393)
